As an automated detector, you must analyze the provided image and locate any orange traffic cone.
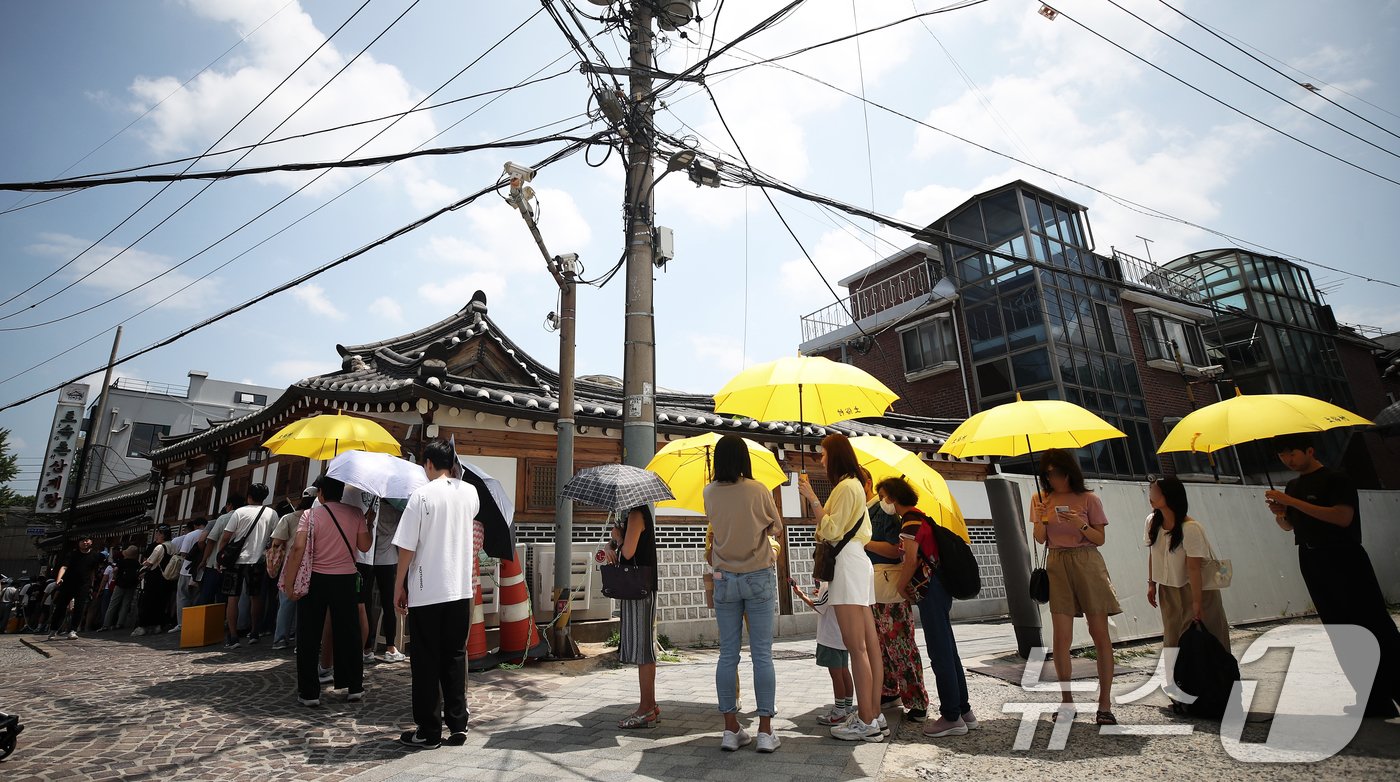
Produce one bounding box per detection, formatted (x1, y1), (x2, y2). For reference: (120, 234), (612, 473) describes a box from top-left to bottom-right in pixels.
(467, 520), (496, 671)
(495, 550), (547, 663)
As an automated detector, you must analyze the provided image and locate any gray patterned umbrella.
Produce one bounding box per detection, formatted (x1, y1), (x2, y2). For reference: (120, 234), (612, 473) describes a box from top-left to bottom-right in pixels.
(560, 464), (675, 513)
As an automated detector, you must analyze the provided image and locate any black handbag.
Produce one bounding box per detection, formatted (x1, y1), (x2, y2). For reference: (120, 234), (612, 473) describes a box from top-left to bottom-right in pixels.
(1028, 538), (1050, 604)
(813, 514), (863, 582)
(600, 564), (654, 600)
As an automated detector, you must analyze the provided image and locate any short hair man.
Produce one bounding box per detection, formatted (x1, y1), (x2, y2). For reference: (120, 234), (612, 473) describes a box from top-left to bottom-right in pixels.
(219, 484), (277, 648)
(393, 439), (480, 749)
(47, 538), (102, 640)
(168, 518), (208, 634)
(197, 500), (240, 605)
(1265, 432), (1400, 718)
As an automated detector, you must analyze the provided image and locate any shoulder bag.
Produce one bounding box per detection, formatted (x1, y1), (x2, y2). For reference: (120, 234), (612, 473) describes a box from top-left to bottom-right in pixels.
(1199, 528), (1232, 590)
(601, 521), (654, 601)
(1028, 537), (1051, 604)
(812, 514), (863, 583)
(283, 513), (316, 600)
(160, 543), (182, 581)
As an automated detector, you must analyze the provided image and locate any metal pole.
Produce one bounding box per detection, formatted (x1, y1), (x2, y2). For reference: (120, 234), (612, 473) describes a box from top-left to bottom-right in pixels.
(506, 177), (581, 658)
(552, 256), (581, 658)
(69, 326), (122, 516)
(621, 1), (657, 469)
(986, 476), (1043, 659)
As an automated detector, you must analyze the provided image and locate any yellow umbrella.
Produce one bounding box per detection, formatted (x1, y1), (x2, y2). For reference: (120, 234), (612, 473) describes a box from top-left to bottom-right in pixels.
(1158, 390), (1373, 454)
(713, 355), (899, 427)
(647, 433), (788, 513)
(938, 394), (1127, 459)
(263, 411), (401, 461)
(848, 435), (969, 543)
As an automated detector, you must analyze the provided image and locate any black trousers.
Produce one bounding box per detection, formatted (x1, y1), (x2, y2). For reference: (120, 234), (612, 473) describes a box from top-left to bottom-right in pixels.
(296, 573), (362, 700)
(408, 599), (470, 741)
(1299, 544), (1400, 717)
(49, 588), (89, 634)
(371, 565), (401, 648)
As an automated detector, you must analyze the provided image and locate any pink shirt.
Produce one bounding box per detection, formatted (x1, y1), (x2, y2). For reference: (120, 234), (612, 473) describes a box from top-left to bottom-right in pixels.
(1037, 491), (1109, 549)
(300, 502), (367, 575)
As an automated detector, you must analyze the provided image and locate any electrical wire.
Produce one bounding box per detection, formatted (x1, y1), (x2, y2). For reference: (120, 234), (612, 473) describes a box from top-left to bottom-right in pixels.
(0, 0), (380, 318)
(0, 5), (555, 333)
(1104, 0), (1400, 160)
(0, 138), (598, 414)
(705, 45), (1400, 290)
(1047, 4), (1400, 188)
(0, 0), (299, 217)
(1151, 0), (1400, 143)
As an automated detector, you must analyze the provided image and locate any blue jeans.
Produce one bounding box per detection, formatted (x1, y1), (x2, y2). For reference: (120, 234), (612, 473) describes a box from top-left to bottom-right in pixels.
(916, 574), (970, 720)
(714, 567), (777, 717)
(274, 590), (297, 643)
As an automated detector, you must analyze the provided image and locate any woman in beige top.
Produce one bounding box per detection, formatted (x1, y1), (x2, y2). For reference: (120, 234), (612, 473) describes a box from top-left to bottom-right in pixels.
(703, 435), (784, 753)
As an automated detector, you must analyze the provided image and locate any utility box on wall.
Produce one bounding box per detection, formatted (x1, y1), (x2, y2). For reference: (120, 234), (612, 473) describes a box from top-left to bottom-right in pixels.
(531, 543), (611, 622)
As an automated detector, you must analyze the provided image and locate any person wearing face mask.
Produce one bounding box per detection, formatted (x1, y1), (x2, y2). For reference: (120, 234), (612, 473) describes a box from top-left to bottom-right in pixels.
(861, 469), (929, 724)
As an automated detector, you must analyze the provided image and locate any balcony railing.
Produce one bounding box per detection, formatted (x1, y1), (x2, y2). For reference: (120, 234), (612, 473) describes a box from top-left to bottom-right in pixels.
(112, 377), (189, 397)
(801, 263), (936, 344)
(1107, 249), (1205, 304)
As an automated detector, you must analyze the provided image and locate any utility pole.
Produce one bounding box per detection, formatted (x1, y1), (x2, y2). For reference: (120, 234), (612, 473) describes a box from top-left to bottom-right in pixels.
(621, 1), (658, 469)
(68, 326), (122, 520)
(506, 166), (582, 660)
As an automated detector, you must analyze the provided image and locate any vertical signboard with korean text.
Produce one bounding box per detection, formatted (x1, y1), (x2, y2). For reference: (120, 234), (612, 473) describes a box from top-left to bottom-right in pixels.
(35, 383), (89, 513)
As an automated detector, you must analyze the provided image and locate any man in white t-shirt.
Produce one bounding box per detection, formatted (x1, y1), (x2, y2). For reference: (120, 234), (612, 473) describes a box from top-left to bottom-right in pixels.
(197, 501), (237, 605)
(393, 439), (479, 749)
(166, 518), (207, 633)
(218, 484), (277, 648)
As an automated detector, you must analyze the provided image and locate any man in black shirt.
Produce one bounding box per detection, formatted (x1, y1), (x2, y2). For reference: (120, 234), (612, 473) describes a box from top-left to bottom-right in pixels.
(1265, 432), (1400, 718)
(47, 537), (102, 640)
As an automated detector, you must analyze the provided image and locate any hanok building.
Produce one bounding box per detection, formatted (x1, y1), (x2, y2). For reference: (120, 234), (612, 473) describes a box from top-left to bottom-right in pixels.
(146, 292), (1000, 639)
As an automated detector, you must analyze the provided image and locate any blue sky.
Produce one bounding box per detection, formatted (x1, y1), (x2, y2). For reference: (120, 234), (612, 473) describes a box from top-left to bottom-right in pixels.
(2, 0), (1398, 496)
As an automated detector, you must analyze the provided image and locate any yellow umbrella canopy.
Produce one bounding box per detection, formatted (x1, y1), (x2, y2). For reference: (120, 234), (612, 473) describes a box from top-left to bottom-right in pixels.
(848, 436), (969, 543)
(646, 433), (788, 514)
(938, 394), (1127, 459)
(1158, 391), (1373, 454)
(262, 412), (401, 461)
(713, 355), (899, 427)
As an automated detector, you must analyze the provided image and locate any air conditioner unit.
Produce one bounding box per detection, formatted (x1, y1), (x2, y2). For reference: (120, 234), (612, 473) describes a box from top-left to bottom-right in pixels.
(532, 543), (611, 621)
(477, 544), (526, 625)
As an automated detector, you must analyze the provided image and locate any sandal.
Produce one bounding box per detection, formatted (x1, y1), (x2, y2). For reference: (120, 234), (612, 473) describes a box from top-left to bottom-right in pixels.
(618, 707), (660, 729)
(1095, 710), (1118, 726)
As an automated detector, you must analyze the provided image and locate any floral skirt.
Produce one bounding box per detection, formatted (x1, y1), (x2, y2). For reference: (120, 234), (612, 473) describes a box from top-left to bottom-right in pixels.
(872, 601), (928, 710)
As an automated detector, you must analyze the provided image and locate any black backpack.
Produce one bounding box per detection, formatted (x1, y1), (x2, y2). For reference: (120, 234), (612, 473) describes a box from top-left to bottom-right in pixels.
(1172, 621), (1241, 720)
(912, 510), (982, 600)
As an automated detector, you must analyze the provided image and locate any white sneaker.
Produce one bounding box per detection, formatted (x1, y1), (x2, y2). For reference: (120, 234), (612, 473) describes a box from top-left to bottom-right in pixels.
(382, 650), (406, 662)
(830, 715), (884, 742)
(167, 625), (181, 634)
(755, 732), (780, 753)
(961, 710), (980, 730)
(720, 728), (752, 751)
(816, 705), (851, 726)
(67, 630), (78, 640)
(131, 628), (146, 637)
(362, 651), (375, 663)
(318, 666), (334, 684)
(876, 713), (891, 737)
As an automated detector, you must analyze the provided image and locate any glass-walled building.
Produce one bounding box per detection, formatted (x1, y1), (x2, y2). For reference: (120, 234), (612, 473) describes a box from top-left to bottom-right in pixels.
(1163, 249), (1351, 406)
(919, 181), (1159, 479)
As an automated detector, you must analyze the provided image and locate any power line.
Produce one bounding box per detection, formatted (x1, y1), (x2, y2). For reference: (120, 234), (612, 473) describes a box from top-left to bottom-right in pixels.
(1153, 0), (1400, 138)
(0, 5), (554, 334)
(0, 0), (299, 217)
(706, 45), (1400, 291)
(1046, 4), (1400, 188)
(0, 0), (380, 319)
(0, 138), (597, 414)
(0, 134), (604, 193)
(1104, 0), (1400, 159)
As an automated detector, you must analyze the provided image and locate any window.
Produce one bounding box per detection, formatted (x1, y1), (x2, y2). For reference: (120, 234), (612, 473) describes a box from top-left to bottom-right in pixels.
(127, 422), (171, 457)
(1137, 311), (1208, 367)
(900, 317), (957, 375)
(236, 392), (267, 406)
(976, 358), (1013, 398)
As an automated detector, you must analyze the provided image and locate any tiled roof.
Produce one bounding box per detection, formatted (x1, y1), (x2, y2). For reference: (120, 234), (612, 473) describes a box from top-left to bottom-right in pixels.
(149, 294), (977, 462)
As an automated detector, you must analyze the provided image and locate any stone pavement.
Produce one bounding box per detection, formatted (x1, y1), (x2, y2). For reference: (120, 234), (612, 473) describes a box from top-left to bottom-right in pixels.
(1, 617), (1397, 782)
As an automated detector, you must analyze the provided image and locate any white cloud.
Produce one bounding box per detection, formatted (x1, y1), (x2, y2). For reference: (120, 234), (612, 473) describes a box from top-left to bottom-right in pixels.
(128, 1), (446, 202)
(686, 334), (753, 377)
(369, 296), (403, 323)
(777, 228), (885, 306)
(416, 187), (591, 308)
(26, 233), (219, 310)
(266, 358), (337, 385)
(289, 283), (344, 320)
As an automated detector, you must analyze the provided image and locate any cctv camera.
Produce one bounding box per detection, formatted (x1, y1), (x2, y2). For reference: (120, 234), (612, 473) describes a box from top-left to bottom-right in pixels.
(503, 161), (536, 183)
